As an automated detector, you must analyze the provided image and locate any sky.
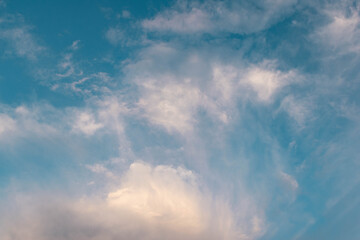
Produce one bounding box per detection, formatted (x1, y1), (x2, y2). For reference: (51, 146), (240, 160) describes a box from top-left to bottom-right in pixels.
(0, 0), (360, 239)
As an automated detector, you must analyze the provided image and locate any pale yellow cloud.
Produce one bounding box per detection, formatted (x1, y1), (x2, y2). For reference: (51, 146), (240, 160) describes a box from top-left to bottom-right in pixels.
(1, 162), (265, 240)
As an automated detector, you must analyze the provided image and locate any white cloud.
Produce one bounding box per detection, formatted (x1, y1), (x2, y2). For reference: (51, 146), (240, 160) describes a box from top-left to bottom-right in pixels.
(53, 48), (113, 94)
(68, 72), (113, 94)
(143, 7), (212, 34)
(135, 71), (237, 134)
(70, 40), (80, 51)
(138, 77), (203, 134)
(86, 163), (115, 178)
(97, 97), (128, 135)
(279, 95), (311, 127)
(107, 162), (207, 233)
(208, 64), (240, 123)
(96, 97), (135, 160)
(242, 61), (295, 103)
(211, 65), (238, 104)
(126, 43), (297, 135)
(72, 111), (103, 136)
(69, 76), (90, 92)
(56, 53), (78, 78)
(121, 10), (131, 19)
(279, 171), (298, 191)
(0, 162), (264, 240)
(142, 0), (298, 35)
(315, 5), (360, 53)
(0, 113), (16, 136)
(0, 105), (60, 143)
(105, 27), (124, 45)
(0, 102), (115, 143)
(0, 27), (44, 60)
(244, 67), (284, 102)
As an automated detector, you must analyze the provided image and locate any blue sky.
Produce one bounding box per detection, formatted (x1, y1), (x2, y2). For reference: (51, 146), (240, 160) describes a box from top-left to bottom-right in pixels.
(0, 0), (360, 239)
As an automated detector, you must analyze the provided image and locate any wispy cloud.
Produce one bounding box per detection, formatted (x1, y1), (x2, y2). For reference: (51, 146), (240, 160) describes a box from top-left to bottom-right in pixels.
(0, 10), (44, 60)
(241, 61), (296, 103)
(142, 0), (298, 35)
(279, 171), (298, 191)
(1, 1), (360, 239)
(0, 105), (60, 143)
(72, 111), (104, 136)
(56, 53), (79, 78)
(125, 42), (299, 135)
(0, 113), (16, 136)
(0, 27), (44, 60)
(278, 95), (312, 127)
(314, 4), (360, 54)
(69, 40), (81, 51)
(105, 27), (125, 45)
(0, 0), (6, 8)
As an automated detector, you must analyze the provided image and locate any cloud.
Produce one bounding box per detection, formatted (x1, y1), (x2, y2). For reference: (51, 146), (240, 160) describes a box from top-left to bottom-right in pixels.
(241, 61), (296, 103)
(0, 162), (264, 240)
(0, 113), (16, 136)
(70, 40), (81, 51)
(137, 76), (203, 134)
(95, 97), (135, 160)
(142, 0), (298, 35)
(94, 97), (129, 140)
(70, 97), (132, 150)
(56, 53), (79, 78)
(72, 111), (103, 136)
(107, 162), (207, 233)
(279, 171), (298, 191)
(121, 10), (131, 19)
(0, 0), (6, 7)
(105, 27), (124, 45)
(2, 1), (360, 239)
(143, 7), (212, 34)
(127, 43), (297, 134)
(53, 48), (114, 94)
(86, 163), (115, 178)
(0, 12), (44, 60)
(0, 105), (59, 143)
(279, 95), (311, 127)
(0, 97), (135, 173)
(314, 4), (360, 54)
(104, 25), (140, 47)
(65, 72), (112, 94)
(0, 100), (115, 141)
(0, 27), (44, 60)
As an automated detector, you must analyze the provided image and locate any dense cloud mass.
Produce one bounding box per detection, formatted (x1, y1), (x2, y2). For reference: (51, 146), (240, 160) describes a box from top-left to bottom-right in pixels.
(1, 163), (264, 240)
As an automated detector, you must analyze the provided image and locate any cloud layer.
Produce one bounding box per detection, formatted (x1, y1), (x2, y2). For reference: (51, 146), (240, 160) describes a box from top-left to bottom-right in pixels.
(1, 162), (264, 240)
(1, 0), (360, 239)
(143, 0), (298, 35)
